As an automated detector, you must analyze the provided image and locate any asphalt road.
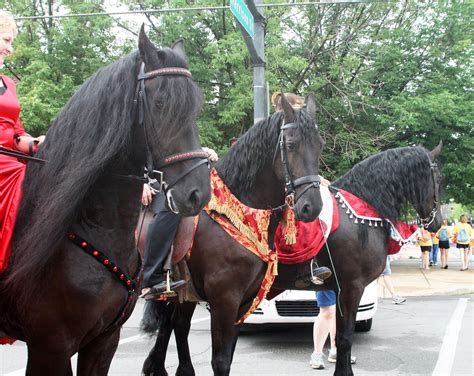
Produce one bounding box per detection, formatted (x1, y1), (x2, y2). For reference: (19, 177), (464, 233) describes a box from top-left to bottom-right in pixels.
(1, 295), (472, 375)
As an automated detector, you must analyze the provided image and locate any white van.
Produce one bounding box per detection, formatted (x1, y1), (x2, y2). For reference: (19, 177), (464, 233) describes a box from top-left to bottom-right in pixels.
(243, 280), (378, 332)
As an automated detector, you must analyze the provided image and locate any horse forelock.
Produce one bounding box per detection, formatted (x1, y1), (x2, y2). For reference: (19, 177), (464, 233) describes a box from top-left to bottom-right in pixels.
(143, 48), (203, 158)
(332, 146), (433, 220)
(5, 51), (143, 303)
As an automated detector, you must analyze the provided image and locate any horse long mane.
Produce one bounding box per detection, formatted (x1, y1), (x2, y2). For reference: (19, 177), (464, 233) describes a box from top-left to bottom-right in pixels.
(331, 146), (432, 220)
(216, 109), (318, 196)
(5, 47), (202, 303)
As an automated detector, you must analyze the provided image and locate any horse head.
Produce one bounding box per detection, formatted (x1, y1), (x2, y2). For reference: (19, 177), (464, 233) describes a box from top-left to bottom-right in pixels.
(276, 93), (324, 222)
(418, 141), (443, 231)
(138, 27), (211, 216)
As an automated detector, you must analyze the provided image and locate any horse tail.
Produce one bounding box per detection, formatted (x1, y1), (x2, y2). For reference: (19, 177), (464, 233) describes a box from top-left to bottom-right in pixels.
(140, 300), (169, 335)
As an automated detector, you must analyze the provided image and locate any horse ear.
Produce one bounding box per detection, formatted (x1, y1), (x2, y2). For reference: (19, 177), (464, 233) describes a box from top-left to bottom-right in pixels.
(280, 92), (296, 122)
(305, 93), (316, 121)
(171, 39), (186, 59)
(429, 141), (443, 161)
(138, 24), (160, 67)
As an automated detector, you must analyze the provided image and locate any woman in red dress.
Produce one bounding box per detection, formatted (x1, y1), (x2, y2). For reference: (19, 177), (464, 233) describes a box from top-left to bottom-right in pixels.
(0, 10), (45, 273)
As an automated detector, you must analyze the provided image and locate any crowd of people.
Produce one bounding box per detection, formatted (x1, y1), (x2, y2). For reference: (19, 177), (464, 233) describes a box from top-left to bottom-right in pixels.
(417, 214), (473, 271)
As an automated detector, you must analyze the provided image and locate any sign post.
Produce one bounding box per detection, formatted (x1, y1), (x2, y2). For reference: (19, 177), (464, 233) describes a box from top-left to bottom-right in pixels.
(230, 0), (266, 124)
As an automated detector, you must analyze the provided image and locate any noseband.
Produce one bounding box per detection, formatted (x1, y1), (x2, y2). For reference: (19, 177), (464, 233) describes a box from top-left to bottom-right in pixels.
(135, 63), (210, 194)
(417, 159), (440, 228)
(275, 121), (321, 209)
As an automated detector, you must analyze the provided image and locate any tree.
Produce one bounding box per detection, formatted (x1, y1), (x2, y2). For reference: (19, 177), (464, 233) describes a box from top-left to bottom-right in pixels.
(2, 0), (129, 134)
(3, 1), (472, 205)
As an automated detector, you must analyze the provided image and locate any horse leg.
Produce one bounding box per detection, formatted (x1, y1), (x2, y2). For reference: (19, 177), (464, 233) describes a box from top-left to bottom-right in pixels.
(142, 301), (176, 376)
(65, 362), (73, 376)
(209, 299), (241, 376)
(76, 328), (120, 376)
(174, 302), (198, 376)
(333, 286), (364, 376)
(26, 344), (72, 376)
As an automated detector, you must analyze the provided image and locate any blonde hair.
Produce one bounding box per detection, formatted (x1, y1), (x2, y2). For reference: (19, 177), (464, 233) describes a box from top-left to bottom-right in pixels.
(460, 214), (468, 223)
(271, 92), (304, 111)
(0, 10), (18, 37)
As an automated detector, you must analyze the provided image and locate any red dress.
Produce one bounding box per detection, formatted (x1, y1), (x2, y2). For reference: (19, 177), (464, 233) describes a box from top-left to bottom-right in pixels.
(0, 75), (29, 274)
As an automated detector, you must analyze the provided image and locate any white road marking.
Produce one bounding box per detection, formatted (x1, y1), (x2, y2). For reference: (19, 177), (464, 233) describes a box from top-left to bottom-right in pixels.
(432, 298), (468, 376)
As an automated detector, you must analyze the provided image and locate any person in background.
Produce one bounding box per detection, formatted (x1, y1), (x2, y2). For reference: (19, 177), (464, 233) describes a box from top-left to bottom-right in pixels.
(470, 222), (474, 251)
(0, 10), (46, 274)
(379, 256), (406, 304)
(309, 290), (357, 369)
(140, 147), (218, 299)
(430, 232), (439, 267)
(417, 227), (432, 270)
(271, 91), (305, 111)
(436, 218), (451, 269)
(452, 214), (472, 271)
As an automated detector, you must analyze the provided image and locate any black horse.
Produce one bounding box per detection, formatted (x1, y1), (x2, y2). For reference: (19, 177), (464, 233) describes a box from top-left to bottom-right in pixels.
(142, 143), (443, 376)
(140, 94), (325, 375)
(0, 28), (211, 375)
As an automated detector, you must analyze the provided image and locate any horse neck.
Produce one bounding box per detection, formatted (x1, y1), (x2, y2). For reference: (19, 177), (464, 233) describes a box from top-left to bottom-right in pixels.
(216, 157), (285, 209)
(333, 149), (427, 219)
(76, 157), (143, 263)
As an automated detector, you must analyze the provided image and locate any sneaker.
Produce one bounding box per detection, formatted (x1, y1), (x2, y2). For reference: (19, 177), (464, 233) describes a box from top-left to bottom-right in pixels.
(327, 349), (356, 364)
(310, 352), (325, 369)
(392, 296), (407, 305)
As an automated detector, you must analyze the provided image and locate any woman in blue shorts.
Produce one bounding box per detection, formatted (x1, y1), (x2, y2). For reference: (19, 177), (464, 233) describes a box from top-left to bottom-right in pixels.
(309, 290), (356, 369)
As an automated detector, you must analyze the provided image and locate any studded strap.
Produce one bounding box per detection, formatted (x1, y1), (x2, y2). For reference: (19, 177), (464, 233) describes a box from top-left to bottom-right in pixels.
(67, 232), (141, 294)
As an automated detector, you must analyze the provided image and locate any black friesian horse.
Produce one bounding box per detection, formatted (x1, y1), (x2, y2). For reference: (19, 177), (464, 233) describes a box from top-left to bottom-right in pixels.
(142, 143), (443, 376)
(141, 94), (325, 375)
(0, 28), (211, 375)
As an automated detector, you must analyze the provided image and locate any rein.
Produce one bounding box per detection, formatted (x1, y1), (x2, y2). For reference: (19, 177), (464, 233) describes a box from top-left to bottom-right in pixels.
(273, 121), (320, 210)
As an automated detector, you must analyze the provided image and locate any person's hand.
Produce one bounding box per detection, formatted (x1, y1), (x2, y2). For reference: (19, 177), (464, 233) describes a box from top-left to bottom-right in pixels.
(202, 147), (218, 162)
(141, 183), (155, 206)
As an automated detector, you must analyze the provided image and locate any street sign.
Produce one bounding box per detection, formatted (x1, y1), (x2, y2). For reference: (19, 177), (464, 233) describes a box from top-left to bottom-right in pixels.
(230, 0), (254, 38)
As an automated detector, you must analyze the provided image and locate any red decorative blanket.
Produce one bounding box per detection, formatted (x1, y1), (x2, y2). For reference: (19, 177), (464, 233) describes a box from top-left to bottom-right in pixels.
(275, 188), (419, 264)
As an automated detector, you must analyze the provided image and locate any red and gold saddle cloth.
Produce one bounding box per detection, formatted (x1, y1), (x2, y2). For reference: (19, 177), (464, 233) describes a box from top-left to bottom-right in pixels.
(203, 172), (419, 324)
(204, 169), (277, 324)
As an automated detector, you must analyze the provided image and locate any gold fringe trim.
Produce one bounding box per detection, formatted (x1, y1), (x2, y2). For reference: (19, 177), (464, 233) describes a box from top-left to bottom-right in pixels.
(206, 199), (270, 256)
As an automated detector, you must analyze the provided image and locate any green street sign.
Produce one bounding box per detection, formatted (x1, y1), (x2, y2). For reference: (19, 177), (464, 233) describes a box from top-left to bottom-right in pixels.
(230, 0), (254, 38)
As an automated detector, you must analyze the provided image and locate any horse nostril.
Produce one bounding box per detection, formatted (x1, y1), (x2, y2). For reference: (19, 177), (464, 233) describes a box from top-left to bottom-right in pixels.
(302, 203), (311, 216)
(188, 188), (201, 208)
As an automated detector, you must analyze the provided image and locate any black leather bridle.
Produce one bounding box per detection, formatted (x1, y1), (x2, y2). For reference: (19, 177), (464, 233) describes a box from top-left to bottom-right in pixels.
(417, 158), (440, 228)
(274, 121), (321, 209)
(134, 63), (210, 195)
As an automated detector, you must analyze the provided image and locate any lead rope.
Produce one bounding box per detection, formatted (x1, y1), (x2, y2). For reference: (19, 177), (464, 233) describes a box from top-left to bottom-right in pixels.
(317, 219), (344, 318)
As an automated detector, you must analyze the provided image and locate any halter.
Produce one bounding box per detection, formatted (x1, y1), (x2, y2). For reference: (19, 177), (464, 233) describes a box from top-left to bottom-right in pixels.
(134, 63), (210, 195)
(274, 121), (321, 209)
(417, 159), (440, 228)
